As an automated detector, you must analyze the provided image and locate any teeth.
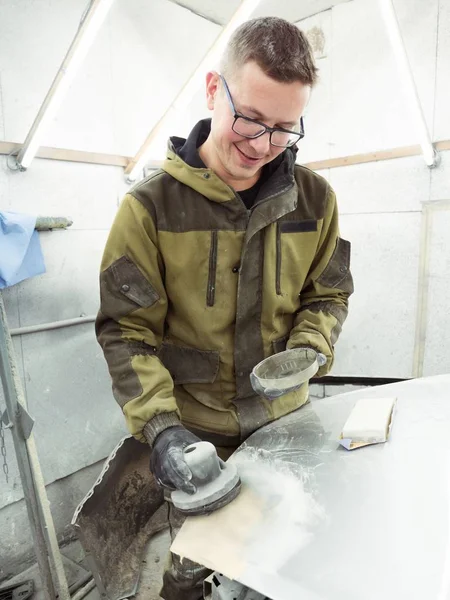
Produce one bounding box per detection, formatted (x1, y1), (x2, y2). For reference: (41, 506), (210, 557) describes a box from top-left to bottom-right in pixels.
(235, 145), (261, 161)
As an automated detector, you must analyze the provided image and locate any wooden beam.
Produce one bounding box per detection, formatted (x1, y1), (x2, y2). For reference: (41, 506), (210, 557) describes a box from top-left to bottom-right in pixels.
(1, 139), (449, 171)
(0, 141), (131, 168)
(436, 140), (450, 152)
(304, 144), (423, 171)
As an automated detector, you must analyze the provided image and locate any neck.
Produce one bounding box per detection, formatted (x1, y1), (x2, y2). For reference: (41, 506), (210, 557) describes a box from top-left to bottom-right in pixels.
(198, 136), (261, 192)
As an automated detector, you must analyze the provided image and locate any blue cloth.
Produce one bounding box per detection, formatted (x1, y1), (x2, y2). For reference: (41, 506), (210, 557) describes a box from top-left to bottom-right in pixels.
(0, 212), (46, 289)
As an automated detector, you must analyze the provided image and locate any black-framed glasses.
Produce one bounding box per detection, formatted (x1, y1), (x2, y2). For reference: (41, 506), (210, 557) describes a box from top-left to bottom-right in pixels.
(219, 74), (305, 148)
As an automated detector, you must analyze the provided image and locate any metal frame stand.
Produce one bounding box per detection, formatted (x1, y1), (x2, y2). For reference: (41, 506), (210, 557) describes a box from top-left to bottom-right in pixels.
(0, 293), (70, 600)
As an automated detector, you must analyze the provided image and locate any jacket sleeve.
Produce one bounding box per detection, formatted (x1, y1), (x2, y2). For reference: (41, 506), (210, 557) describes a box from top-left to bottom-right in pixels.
(287, 187), (353, 376)
(96, 193), (180, 445)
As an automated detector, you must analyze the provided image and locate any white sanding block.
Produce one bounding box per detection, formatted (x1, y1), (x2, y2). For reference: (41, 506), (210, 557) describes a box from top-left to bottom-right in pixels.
(340, 397), (396, 450)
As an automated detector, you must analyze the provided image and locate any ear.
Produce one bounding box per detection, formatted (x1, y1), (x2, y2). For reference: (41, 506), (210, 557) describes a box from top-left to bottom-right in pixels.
(205, 71), (220, 111)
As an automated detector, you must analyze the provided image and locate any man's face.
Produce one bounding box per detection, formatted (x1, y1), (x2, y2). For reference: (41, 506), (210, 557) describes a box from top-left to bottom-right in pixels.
(205, 61), (311, 186)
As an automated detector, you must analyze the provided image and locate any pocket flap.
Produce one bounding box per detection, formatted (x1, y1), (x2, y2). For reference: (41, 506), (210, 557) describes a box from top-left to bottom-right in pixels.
(317, 237), (353, 291)
(159, 342), (219, 385)
(101, 256), (160, 320)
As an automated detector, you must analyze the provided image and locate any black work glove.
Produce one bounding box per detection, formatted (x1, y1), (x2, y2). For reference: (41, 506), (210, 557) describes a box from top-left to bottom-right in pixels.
(150, 425), (201, 494)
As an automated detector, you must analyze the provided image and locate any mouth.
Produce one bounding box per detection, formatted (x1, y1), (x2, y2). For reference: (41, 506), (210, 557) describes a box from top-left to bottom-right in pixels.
(234, 144), (264, 165)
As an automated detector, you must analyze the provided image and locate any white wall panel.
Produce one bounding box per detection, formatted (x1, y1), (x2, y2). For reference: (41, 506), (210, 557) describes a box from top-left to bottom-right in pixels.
(314, 168), (331, 182)
(329, 155), (430, 214)
(21, 324), (126, 485)
(109, 0), (220, 157)
(393, 0), (439, 137)
(329, 0), (438, 158)
(296, 10), (333, 163)
(431, 150), (450, 200)
(334, 212), (421, 378)
(423, 209), (450, 375)
(0, 0), (87, 142)
(7, 158), (123, 230)
(432, 0), (450, 140)
(310, 383), (325, 399)
(0, 158), (9, 207)
(0, 71), (5, 140)
(43, 23), (115, 153)
(176, 85), (210, 142)
(16, 230), (108, 327)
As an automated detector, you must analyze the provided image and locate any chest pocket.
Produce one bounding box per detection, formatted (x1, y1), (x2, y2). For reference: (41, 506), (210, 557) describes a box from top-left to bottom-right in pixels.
(100, 255), (160, 320)
(276, 220), (318, 295)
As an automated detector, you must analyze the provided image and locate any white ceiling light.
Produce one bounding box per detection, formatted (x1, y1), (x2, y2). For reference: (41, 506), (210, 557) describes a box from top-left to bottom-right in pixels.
(16, 0), (115, 170)
(125, 0), (263, 182)
(379, 0), (438, 168)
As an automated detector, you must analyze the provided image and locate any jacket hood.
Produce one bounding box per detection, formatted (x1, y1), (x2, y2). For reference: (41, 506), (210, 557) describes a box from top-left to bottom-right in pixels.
(163, 119), (297, 204)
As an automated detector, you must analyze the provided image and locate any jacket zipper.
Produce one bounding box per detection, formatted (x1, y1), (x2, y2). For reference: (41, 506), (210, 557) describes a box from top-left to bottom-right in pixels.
(233, 182), (294, 298)
(207, 230), (218, 307)
(276, 222), (282, 295)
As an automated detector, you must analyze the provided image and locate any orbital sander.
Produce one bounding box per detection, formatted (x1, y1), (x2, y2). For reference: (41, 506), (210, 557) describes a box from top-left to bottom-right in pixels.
(172, 349), (321, 516)
(171, 441), (241, 516)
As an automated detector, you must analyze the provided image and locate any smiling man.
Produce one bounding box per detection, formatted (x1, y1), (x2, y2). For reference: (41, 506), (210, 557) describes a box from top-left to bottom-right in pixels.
(96, 16), (353, 600)
(200, 64), (310, 192)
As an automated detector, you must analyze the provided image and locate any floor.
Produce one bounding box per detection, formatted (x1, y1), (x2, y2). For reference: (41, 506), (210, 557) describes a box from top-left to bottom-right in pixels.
(2, 529), (171, 600)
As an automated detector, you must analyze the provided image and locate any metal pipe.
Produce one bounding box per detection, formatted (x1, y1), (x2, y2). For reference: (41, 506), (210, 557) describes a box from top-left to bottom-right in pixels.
(35, 217), (73, 231)
(0, 294), (56, 600)
(10, 316), (96, 337)
(311, 375), (409, 386)
(67, 573), (92, 596)
(379, 0), (439, 167)
(70, 579), (96, 600)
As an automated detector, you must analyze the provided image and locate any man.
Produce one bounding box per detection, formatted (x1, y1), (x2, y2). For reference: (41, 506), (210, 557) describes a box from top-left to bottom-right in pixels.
(96, 15), (353, 600)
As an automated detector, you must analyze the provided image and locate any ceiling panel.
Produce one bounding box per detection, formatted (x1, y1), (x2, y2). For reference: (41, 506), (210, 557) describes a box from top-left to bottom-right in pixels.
(168, 0), (352, 25)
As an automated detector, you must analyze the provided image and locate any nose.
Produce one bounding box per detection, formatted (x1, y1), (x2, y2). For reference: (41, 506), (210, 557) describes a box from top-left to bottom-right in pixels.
(246, 133), (270, 156)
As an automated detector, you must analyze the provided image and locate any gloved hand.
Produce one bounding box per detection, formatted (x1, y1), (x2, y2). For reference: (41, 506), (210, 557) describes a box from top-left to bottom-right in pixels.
(150, 426), (201, 494)
(250, 347), (327, 400)
(310, 349), (327, 367)
(250, 371), (287, 399)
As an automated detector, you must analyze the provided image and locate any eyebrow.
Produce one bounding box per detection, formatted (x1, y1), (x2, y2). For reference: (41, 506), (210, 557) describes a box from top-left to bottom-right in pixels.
(240, 104), (297, 129)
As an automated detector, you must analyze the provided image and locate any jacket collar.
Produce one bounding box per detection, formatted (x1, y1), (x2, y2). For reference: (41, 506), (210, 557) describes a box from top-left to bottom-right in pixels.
(163, 119), (297, 204)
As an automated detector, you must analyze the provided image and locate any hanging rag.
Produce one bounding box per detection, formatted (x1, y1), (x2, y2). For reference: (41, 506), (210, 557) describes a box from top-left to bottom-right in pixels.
(0, 211), (46, 289)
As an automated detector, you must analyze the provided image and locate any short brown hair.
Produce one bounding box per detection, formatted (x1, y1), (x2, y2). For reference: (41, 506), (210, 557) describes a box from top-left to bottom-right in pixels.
(221, 16), (318, 86)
